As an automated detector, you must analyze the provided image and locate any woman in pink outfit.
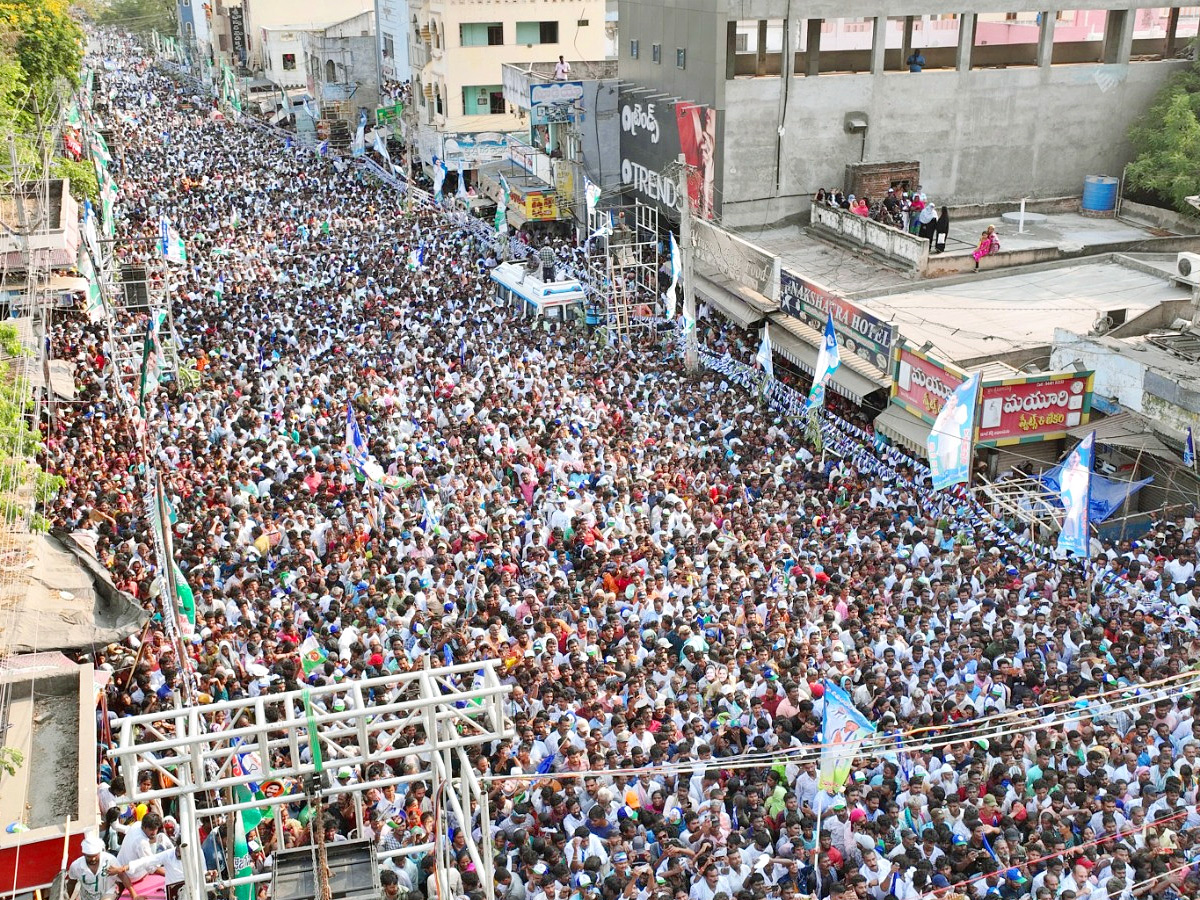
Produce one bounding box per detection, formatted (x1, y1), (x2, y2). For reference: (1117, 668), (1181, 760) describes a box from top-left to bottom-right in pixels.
(973, 225), (1000, 269)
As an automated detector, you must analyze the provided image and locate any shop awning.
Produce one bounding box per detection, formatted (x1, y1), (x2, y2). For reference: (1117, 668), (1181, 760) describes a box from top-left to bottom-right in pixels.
(694, 272), (766, 329)
(766, 312), (889, 406)
(1066, 412), (1177, 463)
(873, 404), (932, 457)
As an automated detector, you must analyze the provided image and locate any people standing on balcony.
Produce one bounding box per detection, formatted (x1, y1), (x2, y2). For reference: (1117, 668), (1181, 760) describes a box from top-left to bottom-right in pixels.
(907, 48), (926, 72)
(554, 55), (571, 80)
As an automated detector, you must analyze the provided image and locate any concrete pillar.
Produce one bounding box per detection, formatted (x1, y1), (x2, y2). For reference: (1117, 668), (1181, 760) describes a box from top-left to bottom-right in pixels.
(901, 15), (915, 64)
(756, 20), (768, 76)
(956, 13), (975, 72)
(805, 18), (822, 76)
(725, 22), (738, 80)
(1103, 8), (1134, 65)
(1037, 11), (1056, 67)
(1166, 7), (1181, 58)
(870, 15), (887, 74)
(781, 15), (794, 81)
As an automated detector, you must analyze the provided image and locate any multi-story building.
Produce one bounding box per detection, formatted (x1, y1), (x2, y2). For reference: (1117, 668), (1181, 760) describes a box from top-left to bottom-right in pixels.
(408, 0), (607, 174)
(377, 0), (411, 84)
(618, 0), (1194, 227)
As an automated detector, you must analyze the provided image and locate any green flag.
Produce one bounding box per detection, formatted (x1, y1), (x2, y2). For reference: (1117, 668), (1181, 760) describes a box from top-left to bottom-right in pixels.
(231, 799), (262, 900)
(171, 561), (195, 626)
(302, 688), (323, 773)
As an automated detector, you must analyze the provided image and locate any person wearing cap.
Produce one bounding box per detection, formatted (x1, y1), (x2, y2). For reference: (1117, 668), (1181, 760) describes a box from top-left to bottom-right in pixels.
(67, 834), (144, 900)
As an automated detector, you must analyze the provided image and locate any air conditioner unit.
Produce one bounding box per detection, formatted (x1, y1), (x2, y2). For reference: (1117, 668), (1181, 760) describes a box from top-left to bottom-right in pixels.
(1176, 251), (1200, 283)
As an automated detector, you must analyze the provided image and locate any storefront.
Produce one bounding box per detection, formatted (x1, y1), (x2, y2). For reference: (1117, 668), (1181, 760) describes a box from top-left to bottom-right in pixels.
(875, 339), (1095, 468)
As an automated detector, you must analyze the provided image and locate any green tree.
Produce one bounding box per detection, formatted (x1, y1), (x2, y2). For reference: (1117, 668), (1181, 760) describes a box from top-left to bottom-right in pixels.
(1128, 57), (1200, 215)
(96, 0), (176, 36)
(0, 0), (84, 106)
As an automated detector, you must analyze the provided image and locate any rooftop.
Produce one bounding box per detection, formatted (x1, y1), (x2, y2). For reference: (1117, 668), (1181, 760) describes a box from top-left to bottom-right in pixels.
(855, 257), (1190, 365)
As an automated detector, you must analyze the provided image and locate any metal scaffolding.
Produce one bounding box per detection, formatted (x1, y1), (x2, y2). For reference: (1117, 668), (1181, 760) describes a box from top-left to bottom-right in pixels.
(585, 200), (659, 345)
(109, 658), (512, 900)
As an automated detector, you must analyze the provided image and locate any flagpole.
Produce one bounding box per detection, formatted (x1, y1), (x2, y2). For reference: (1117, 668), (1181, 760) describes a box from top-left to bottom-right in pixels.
(677, 153), (697, 372)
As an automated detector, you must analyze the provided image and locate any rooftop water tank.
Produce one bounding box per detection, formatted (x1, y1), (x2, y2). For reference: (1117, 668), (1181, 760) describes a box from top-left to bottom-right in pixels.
(1081, 175), (1118, 217)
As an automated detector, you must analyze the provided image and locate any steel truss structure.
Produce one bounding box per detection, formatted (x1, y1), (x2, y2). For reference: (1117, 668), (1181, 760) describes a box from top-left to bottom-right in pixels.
(109, 658), (512, 900)
(586, 201), (660, 344)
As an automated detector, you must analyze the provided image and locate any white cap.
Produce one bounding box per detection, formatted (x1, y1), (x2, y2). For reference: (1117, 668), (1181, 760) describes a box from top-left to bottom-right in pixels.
(81, 835), (105, 855)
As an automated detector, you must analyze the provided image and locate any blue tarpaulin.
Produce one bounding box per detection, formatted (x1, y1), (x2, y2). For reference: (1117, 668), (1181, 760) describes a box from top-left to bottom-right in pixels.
(1039, 464), (1152, 524)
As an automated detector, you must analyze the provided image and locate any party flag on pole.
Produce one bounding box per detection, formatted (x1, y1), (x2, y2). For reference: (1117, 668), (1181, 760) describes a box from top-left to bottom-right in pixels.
(805, 313), (840, 413)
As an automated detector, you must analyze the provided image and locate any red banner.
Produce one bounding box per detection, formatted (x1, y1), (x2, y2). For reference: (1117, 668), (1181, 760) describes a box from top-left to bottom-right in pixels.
(976, 373), (1094, 445)
(889, 343), (967, 424)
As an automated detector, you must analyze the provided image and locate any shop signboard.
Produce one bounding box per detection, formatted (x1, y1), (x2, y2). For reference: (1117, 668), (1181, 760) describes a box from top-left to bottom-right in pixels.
(526, 192), (559, 221)
(618, 87), (720, 220)
(976, 372), (1094, 446)
(890, 341), (968, 424)
(779, 270), (896, 374)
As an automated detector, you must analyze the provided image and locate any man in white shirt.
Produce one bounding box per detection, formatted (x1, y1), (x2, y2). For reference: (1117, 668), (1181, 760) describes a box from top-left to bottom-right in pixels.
(67, 834), (144, 900)
(554, 56), (571, 80)
(116, 813), (172, 873)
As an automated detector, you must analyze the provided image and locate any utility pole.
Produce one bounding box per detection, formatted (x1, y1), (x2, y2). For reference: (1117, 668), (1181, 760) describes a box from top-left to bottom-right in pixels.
(676, 152), (698, 371)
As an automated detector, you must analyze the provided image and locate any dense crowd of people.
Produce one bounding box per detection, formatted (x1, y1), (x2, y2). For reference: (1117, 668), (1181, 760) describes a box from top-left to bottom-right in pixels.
(57, 37), (1200, 900)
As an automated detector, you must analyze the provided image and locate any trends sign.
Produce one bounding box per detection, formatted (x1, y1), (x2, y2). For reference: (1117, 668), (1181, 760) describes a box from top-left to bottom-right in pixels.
(618, 88), (719, 220)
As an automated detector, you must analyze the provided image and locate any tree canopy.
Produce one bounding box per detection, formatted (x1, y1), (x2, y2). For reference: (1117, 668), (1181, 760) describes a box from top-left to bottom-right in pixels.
(1128, 57), (1200, 215)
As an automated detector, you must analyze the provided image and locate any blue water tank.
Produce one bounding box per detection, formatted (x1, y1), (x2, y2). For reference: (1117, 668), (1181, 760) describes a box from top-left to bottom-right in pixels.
(1081, 175), (1119, 213)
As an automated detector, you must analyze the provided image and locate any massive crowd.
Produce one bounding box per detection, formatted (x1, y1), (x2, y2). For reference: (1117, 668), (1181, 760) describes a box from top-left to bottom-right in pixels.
(58, 38), (1200, 900)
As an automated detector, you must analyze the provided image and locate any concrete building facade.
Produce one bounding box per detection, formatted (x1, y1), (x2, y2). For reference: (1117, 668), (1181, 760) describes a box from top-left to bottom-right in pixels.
(618, 0), (1193, 227)
(377, 0), (412, 83)
(408, 0), (607, 169)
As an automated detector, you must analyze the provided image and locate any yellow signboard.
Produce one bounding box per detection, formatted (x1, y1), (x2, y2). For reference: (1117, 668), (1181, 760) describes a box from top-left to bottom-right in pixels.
(526, 192), (559, 221)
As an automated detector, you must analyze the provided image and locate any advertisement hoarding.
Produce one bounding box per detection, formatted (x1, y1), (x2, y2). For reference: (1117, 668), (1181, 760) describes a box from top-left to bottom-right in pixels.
(976, 372), (1094, 446)
(890, 341), (968, 424)
(229, 6), (247, 58)
(779, 270), (896, 374)
(618, 88), (720, 219)
(529, 81), (584, 125)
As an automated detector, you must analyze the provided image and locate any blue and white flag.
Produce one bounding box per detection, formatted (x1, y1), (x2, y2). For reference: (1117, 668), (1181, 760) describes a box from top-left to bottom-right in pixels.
(818, 680), (875, 795)
(805, 312), (840, 412)
(1057, 432), (1094, 559)
(432, 156), (448, 201)
(344, 404), (385, 483)
(456, 160), (468, 200)
(927, 372), (980, 490)
(587, 211), (613, 243)
(352, 109), (367, 157)
(158, 216), (186, 264)
(372, 131), (390, 166)
(663, 233), (681, 319)
(303, 97), (318, 121)
(1185, 426), (1195, 469)
(317, 140), (329, 156)
(755, 323), (773, 381)
(584, 178), (602, 219)
(406, 245), (425, 271)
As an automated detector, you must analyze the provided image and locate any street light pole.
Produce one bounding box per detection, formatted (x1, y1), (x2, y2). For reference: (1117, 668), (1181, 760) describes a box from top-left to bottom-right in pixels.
(676, 152), (698, 372)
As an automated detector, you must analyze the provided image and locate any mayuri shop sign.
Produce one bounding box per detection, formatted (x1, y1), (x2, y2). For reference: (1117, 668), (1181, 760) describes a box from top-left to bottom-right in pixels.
(976, 372), (1094, 446)
(890, 341), (967, 423)
(779, 270), (896, 374)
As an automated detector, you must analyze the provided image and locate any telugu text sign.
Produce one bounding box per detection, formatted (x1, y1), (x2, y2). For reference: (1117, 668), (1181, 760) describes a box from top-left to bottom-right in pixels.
(890, 342), (968, 424)
(976, 373), (1094, 446)
(779, 269), (896, 374)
